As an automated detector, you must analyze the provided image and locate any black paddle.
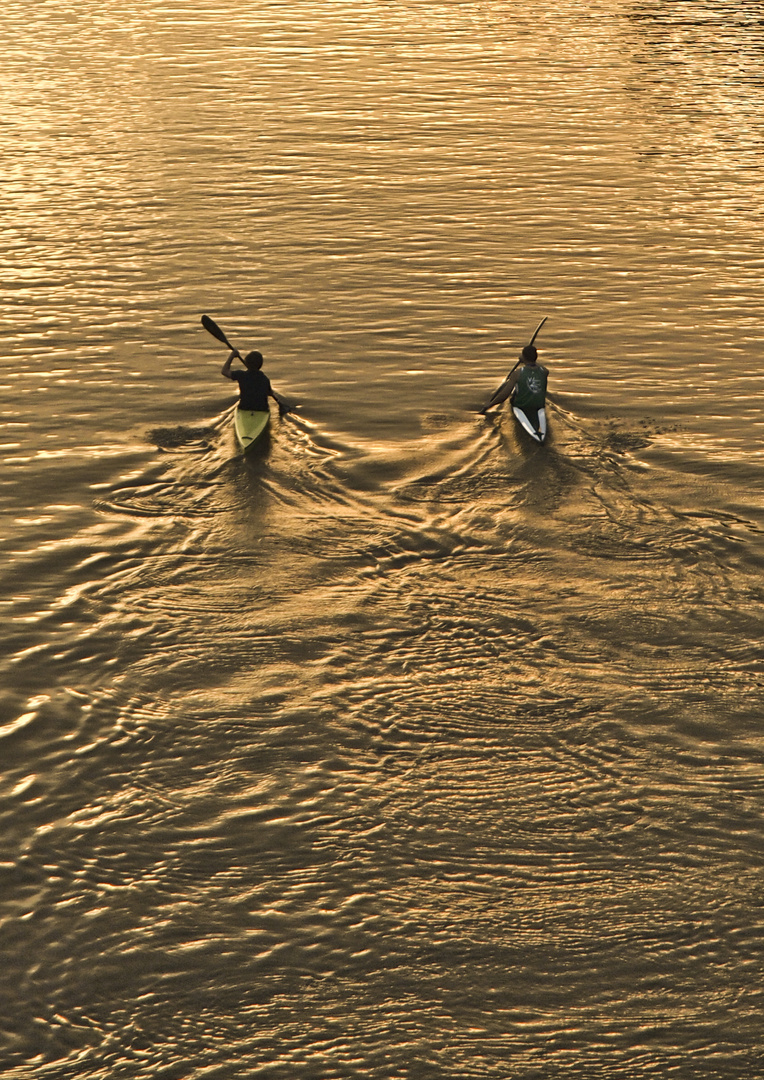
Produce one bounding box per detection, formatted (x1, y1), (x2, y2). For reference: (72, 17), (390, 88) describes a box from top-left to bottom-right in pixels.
(201, 314), (244, 360)
(479, 316), (548, 414)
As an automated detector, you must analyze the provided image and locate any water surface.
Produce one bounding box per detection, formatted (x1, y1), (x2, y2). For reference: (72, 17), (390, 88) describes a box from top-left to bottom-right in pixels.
(2, 1), (763, 1077)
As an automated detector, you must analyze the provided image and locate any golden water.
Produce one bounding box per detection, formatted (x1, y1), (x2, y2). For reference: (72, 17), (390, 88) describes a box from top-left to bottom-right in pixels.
(2, 2), (763, 1076)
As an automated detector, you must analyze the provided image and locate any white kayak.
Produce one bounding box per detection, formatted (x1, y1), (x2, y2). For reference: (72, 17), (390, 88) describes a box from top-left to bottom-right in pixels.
(513, 405), (547, 444)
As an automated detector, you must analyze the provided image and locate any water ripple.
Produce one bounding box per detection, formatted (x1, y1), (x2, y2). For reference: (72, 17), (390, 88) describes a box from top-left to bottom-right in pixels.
(3, 0), (764, 1076)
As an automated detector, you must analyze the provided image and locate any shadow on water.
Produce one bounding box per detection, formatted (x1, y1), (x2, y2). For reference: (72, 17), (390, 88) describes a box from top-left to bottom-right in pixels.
(146, 424), (220, 454)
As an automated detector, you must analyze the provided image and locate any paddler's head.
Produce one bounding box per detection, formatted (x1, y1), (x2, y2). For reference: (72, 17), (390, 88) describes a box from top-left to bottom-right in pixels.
(243, 351), (264, 370)
(521, 344), (538, 364)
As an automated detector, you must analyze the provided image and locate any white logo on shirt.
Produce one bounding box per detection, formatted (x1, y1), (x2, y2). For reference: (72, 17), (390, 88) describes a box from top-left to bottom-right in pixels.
(526, 372), (543, 392)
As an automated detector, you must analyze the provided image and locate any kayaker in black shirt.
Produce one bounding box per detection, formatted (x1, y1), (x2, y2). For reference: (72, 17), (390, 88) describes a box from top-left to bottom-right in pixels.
(221, 349), (291, 414)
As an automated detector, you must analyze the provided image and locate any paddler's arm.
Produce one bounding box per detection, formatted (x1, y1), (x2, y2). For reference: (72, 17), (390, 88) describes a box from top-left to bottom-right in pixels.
(479, 367), (521, 414)
(221, 351), (240, 379)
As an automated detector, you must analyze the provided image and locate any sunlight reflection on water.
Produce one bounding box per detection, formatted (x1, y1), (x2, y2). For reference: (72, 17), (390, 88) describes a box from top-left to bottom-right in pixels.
(1, 1), (764, 1077)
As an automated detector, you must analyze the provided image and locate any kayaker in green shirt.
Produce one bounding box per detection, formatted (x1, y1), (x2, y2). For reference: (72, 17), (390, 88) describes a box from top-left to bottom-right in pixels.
(480, 344), (549, 415)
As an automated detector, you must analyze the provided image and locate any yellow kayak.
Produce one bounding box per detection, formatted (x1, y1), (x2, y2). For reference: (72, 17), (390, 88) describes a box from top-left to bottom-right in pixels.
(234, 408), (270, 452)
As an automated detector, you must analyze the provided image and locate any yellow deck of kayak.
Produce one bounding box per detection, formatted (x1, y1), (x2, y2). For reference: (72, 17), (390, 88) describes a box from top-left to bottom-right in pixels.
(234, 408), (270, 452)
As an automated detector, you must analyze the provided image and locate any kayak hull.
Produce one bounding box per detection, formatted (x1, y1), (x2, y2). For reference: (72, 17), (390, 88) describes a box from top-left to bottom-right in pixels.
(512, 405), (547, 444)
(234, 408), (270, 452)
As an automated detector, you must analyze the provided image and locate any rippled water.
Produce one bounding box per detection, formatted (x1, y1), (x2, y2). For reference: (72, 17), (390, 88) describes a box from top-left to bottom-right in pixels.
(2, 1), (764, 1077)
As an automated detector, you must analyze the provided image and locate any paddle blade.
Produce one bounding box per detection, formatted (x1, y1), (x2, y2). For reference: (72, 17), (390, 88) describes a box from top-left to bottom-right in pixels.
(486, 376), (514, 409)
(201, 314), (233, 349)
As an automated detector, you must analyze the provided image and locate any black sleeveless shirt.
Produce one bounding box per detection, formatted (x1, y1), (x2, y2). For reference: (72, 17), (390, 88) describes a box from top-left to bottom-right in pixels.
(231, 369), (271, 411)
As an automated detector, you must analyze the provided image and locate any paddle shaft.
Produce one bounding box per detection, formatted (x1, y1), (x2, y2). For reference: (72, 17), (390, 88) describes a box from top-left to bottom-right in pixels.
(502, 316), (548, 381)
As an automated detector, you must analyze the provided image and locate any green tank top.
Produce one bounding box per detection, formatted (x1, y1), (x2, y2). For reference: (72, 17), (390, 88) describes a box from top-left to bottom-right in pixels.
(513, 364), (548, 410)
